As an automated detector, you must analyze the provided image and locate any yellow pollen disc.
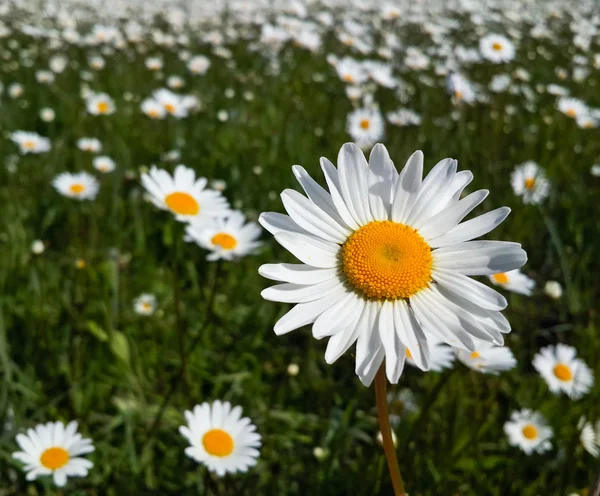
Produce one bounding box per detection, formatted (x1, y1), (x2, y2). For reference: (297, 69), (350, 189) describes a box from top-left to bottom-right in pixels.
(70, 183), (85, 194)
(40, 447), (70, 470)
(566, 108), (577, 118)
(202, 429), (234, 457)
(360, 119), (371, 130)
(142, 302), (151, 310)
(492, 42), (503, 51)
(211, 233), (237, 250)
(405, 348), (413, 359)
(149, 109), (159, 118)
(455, 90), (463, 100)
(492, 272), (509, 284)
(343, 74), (355, 83)
(164, 103), (176, 113)
(24, 140), (35, 149)
(521, 424), (538, 440)
(524, 178), (536, 190)
(97, 101), (109, 113)
(469, 351), (481, 359)
(342, 221), (433, 300)
(165, 192), (199, 215)
(553, 363), (573, 381)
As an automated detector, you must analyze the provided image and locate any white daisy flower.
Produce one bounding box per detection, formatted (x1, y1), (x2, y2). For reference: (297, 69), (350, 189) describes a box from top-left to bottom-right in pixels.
(8, 83), (23, 98)
(578, 417), (599, 457)
(49, 55), (68, 73)
(145, 56), (163, 71)
(10, 131), (51, 154)
(532, 344), (594, 400)
(504, 409), (553, 455)
(258, 143), (526, 386)
(346, 108), (385, 150)
(53, 172), (100, 201)
(407, 337), (454, 372)
(447, 73), (476, 104)
(141, 98), (167, 119)
(365, 61), (397, 88)
(488, 268), (535, 296)
(93, 156), (116, 173)
(334, 57), (369, 85)
(456, 338), (516, 374)
(12, 420), (94, 487)
(86, 92), (115, 116)
(133, 293), (156, 316)
(88, 55), (105, 70)
(141, 164), (230, 223)
(77, 138), (102, 153)
(544, 281), (562, 299)
(557, 97), (588, 120)
(591, 164), (600, 177)
(167, 75), (185, 89)
(510, 161), (550, 205)
(185, 210), (263, 261)
(36, 70), (55, 84)
(152, 89), (188, 118)
(387, 109), (421, 127)
(179, 401), (261, 476)
(187, 55), (211, 75)
(479, 34), (516, 63)
(40, 107), (56, 122)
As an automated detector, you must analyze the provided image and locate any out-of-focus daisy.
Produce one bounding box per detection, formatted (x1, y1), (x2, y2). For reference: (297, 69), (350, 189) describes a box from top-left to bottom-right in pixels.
(36, 70), (55, 84)
(488, 268), (535, 296)
(557, 97), (588, 120)
(185, 210), (262, 261)
(141, 164), (230, 223)
(10, 131), (51, 154)
(504, 409), (553, 455)
(86, 92), (115, 116)
(152, 89), (188, 118)
(387, 388), (418, 425)
(31, 240), (45, 255)
(12, 420), (94, 487)
(167, 75), (185, 89)
(480, 34), (516, 63)
(88, 55), (105, 70)
(456, 339), (516, 374)
(145, 57), (163, 71)
(49, 55), (68, 73)
(544, 281), (562, 299)
(40, 107), (56, 122)
(187, 55), (211, 75)
(133, 294), (156, 316)
(591, 164), (600, 177)
(577, 115), (598, 129)
(533, 344), (594, 400)
(407, 337), (454, 372)
(141, 98), (167, 119)
(365, 61), (396, 88)
(179, 401), (261, 476)
(387, 109), (421, 127)
(259, 143), (526, 385)
(447, 73), (476, 104)
(334, 57), (368, 85)
(53, 172), (99, 201)
(93, 156), (116, 173)
(346, 107), (385, 150)
(510, 161), (550, 204)
(578, 417), (600, 457)
(77, 138), (102, 153)
(8, 83), (23, 98)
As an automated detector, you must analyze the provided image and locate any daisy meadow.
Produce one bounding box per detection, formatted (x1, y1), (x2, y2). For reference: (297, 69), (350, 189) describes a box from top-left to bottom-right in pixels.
(479, 34), (516, 63)
(10, 131), (51, 154)
(179, 401), (261, 476)
(488, 268), (535, 295)
(504, 410), (553, 455)
(456, 339), (516, 375)
(141, 164), (230, 223)
(184, 210), (263, 261)
(532, 344), (594, 400)
(510, 161), (550, 205)
(12, 420), (94, 487)
(53, 172), (100, 201)
(259, 143), (526, 386)
(133, 293), (157, 316)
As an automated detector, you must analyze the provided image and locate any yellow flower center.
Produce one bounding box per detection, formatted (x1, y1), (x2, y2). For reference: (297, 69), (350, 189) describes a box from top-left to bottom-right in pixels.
(70, 183), (85, 194)
(405, 348), (412, 359)
(24, 140), (36, 149)
(164, 103), (176, 114)
(360, 119), (371, 130)
(524, 178), (536, 190)
(342, 221), (432, 300)
(343, 74), (355, 83)
(469, 351), (481, 359)
(566, 108), (577, 118)
(492, 42), (503, 51)
(165, 192), (199, 215)
(142, 302), (152, 310)
(211, 233), (237, 250)
(553, 363), (573, 381)
(40, 447), (70, 470)
(492, 272), (509, 284)
(202, 429), (234, 457)
(148, 109), (159, 118)
(455, 90), (463, 100)
(521, 424), (538, 440)
(97, 101), (110, 113)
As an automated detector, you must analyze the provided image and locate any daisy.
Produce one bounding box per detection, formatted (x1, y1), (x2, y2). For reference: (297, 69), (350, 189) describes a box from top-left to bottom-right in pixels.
(141, 98), (167, 119)
(93, 156), (116, 173)
(141, 164), (230, 223)
(77, 138), (102, 153)
(8, 83), (23, 98)
(510, 161), (550, 205)
(152, 89), (188, 118)
(446, 73), (476, 104)
(532, 344), (594, 400)
(346, 108), (385, 150)
(544, 281), (562, 299)
(88, 56), (105, 70)
(10, 131), (51, 154)
(407, 337), (454, 372)
(133, 293), (156, 316)
(578, 417), (600, 457)
(145, 57), (163, 71)
(187, 55), (211, 75)
(36, 70), (55, 84)
(86, 92), (116, 116)
(488, 268), (535, 296)
(185, 210), (262, 261)
(456, 339), (516, 374)
(504, 410), (553, 455)
(167, 75), (185, 89)
(387, 109), (421, 127)
(479, 34), (516, 63)
(12, 420), (94, 487)
(40, 108), (55, 122)
(557, 97), (588, 120)
(179, 401), (261, 476)
(53, 172), (100, 201)
(258, 143), (526, 385)
(334, 57), (369, 85)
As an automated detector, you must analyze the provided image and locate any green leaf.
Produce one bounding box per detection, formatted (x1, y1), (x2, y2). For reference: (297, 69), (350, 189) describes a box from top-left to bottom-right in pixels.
(110, 330), (131, 366)
(85, 321), (109, 342)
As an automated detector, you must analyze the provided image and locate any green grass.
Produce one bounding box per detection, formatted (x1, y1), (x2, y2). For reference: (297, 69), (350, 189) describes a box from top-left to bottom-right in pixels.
(0, 14), (599, 496)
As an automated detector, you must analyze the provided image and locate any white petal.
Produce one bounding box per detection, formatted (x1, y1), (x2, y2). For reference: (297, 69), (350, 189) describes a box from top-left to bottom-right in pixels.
(273, 290), (346, 335)
(273, 232), (339, 268)
(433, 269), (507, 311)
(394, 300), (430, 371)
(324, 321), (362, 364)
(357, 345), (385, 386)
(337, 143), (372, 225)
(390, 150), (423, 223)
(367, 143), (396, 220)
(418, 190), (489, 240)
(428, 207), (511, 248)
(261, 278), (343, 303)
(378, 301), (406, 383)
(354, 301), (379, 375)
(258, 263), (338, 284)
(258, 212), (308, 236)
(433, 241), (527, 275)
(312, 291), (365, 339)
(320, 157), (360, 230)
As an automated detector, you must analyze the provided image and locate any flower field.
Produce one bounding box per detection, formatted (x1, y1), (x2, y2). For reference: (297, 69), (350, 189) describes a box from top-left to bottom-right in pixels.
(0, 1), (599, 495)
